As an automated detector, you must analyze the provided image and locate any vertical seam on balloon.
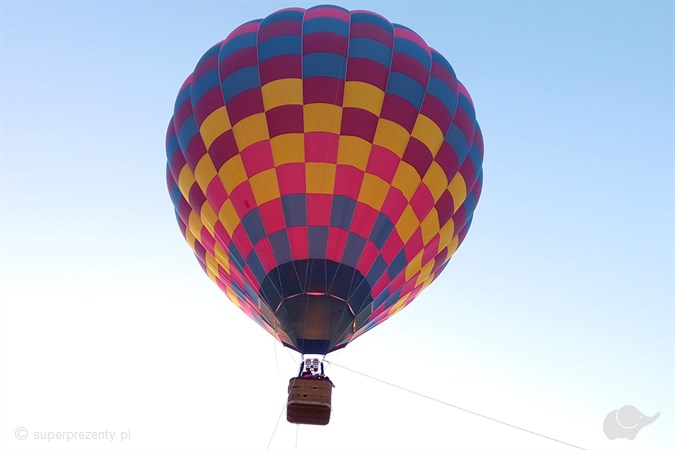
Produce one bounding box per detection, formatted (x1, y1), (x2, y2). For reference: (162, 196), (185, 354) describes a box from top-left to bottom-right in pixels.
(296, 8), (309, 299)
(320, 9), (361, 351)
(297, 8), (311, 353)
(376, 52), (449, 298)
(256, 12), (304, 345)
(170, 84), (205, 266)
(214, 39), (241, 274)
(391, 54), (463, 296)
(213, 46), (254, 292)
(326, 10), (359, 350)
(246, 21), (276, 303)
(325, 8), (352, 297)
(345, 29), (445, 339)
(300, 11), (313, 297)
(341, 19), (397, 316)
(340, 22), (396, 326)
(213, 29), (266, 316)
(240, 28), (273, 307)
(187, 48), (232, 298)
(254, 16), (288, 310)
(360, 36), (438, 317)
(337, 16), (398, 341)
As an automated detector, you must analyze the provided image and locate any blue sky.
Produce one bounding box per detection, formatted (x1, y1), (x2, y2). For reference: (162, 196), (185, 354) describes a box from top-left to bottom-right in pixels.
(1, 1), (673, 449)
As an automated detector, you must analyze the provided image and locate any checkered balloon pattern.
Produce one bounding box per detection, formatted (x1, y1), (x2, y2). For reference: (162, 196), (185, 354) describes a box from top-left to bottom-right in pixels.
(166, 5), (483, 354)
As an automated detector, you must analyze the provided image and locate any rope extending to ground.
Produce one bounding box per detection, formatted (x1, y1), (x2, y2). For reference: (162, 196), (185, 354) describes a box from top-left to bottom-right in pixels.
(326, 360), (589, 450)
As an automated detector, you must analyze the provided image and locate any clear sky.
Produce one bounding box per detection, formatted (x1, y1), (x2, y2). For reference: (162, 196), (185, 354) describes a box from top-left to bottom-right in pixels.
(1, 1), (673, 449)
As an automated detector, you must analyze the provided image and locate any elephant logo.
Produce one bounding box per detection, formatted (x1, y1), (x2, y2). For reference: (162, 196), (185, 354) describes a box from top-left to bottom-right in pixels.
(603, 405), (660, 440)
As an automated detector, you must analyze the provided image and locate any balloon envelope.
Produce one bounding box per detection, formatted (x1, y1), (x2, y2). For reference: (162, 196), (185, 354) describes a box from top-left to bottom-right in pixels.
(166, 5), (483, 354)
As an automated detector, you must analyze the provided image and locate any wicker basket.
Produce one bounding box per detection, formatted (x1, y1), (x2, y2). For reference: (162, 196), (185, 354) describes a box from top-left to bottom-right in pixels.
(287, 377), (332, 425)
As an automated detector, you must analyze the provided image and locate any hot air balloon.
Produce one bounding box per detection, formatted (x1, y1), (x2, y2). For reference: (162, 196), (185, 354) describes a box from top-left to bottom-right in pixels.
(166, 5), (483, 425)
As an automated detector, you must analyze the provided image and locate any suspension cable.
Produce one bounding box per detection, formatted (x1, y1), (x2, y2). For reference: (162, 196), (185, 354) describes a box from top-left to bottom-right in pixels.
(326, 361), (589, 450)
(265, 396), (287, 450)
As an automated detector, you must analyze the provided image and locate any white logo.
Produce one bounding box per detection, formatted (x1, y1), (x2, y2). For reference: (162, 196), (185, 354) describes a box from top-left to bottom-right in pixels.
(603, 405), (659, 440)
